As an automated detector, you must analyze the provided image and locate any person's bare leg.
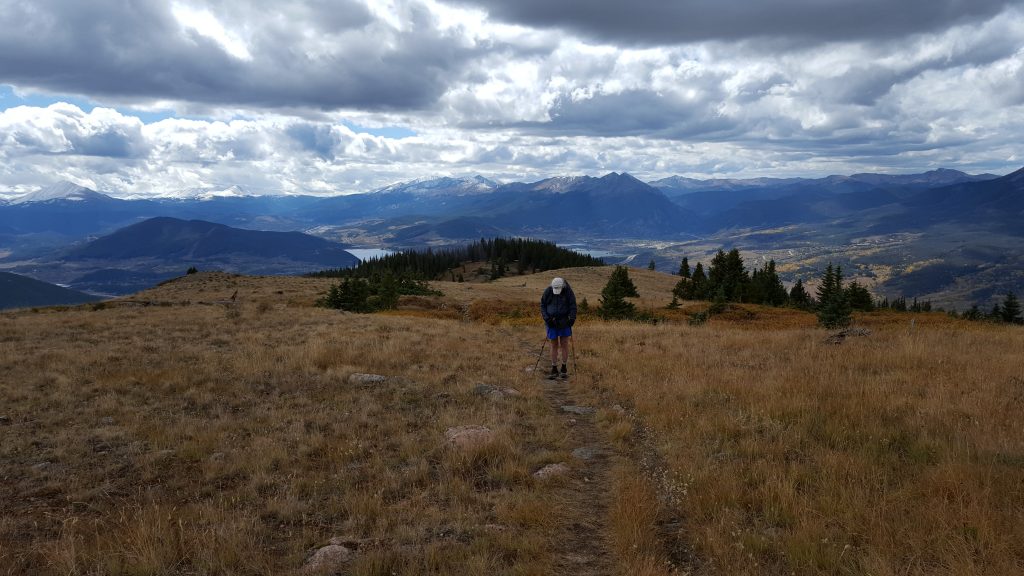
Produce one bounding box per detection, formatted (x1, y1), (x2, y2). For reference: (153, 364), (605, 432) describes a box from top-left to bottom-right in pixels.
(559, 336), (570, 365)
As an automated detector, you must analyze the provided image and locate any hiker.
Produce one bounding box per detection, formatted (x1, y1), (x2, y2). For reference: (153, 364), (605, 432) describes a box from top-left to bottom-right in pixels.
(540, 277), (577, 379)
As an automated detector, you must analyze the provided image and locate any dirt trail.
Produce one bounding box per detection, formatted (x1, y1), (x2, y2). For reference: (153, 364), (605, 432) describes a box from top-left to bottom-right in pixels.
(543, 374), (615, 574)
(514, 331), (698, 575)
(514, 334), (614, 575)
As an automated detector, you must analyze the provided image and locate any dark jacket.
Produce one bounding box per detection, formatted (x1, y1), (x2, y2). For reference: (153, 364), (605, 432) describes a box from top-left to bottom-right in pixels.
(540, 283), (577, 329)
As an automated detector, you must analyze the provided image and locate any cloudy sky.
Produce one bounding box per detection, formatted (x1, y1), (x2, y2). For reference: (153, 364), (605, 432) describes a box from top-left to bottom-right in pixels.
(1, 0), (1022, 197)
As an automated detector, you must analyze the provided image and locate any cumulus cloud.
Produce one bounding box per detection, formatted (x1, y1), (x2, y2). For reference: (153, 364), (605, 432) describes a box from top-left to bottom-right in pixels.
(0, 104), (148, 157)
(0, 0), (1022, 195)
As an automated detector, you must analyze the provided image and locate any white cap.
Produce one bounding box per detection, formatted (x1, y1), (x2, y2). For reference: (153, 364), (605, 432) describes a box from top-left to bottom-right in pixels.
(551, 277), (565, 294)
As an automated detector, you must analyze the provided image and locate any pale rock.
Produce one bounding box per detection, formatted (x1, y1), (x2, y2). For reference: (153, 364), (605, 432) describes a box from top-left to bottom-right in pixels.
(533, 462), (571, 479)
(445, 425), (496, 450)
(303, 543), (353, 573)
(348, 373), (387, 386)
(473, 383), (521, 400)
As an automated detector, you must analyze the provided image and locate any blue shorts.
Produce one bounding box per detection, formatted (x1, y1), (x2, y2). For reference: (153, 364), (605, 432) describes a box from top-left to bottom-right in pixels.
(546, 326), (572, 339)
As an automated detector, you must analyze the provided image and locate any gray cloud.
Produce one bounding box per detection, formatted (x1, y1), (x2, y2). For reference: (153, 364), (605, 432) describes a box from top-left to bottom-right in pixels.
(445, 0), (1018, 45)
(0, 0), (479, 111)
(507, 90), (741, 141)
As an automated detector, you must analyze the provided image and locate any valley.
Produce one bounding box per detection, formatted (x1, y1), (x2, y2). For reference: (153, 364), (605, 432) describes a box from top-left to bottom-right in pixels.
(1, 166), (1022, 309)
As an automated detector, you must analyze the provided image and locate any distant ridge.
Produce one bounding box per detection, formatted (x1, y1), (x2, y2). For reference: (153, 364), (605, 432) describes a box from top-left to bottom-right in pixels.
(10, 182), (115, 205)
(0, 272), (102, 310)
(67, 217), (360, 267)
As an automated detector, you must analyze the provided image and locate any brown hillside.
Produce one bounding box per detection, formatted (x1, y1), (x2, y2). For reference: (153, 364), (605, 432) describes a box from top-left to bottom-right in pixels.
(2, 271), (1022, 575)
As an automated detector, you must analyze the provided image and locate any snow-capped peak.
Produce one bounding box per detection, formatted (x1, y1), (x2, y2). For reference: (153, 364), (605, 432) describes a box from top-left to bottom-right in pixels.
(375, 175), (498, 196)
(531, 176), (586, 193)
(11, 181), (111, 204)
(185, 185), (254, 201)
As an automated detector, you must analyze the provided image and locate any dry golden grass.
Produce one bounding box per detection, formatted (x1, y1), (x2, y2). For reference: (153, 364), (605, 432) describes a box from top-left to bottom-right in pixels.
(0, 273), (585, 575)
(4, 267), (1023, 575)
(569, 320), (1024, 575)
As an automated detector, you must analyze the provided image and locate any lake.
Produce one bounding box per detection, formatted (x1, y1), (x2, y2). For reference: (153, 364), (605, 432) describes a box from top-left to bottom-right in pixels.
(346, 248), (396, 262)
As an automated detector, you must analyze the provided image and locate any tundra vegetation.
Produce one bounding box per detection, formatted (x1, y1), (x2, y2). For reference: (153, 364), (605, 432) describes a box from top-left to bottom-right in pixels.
(2, 267), (1022, 575)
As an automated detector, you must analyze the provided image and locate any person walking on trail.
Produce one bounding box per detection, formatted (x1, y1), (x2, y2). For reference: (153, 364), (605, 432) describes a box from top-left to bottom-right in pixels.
(541, 277), (577, 380)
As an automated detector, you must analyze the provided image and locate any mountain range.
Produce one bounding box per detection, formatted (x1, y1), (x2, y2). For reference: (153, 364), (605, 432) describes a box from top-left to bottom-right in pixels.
(3, 217), (358, 296)
(0, 167), (1021, 307)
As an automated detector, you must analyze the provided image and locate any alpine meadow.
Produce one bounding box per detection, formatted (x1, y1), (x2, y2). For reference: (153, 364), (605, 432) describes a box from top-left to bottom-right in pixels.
(3, 0), (1024, 574)
(2, 267), (1023, 574)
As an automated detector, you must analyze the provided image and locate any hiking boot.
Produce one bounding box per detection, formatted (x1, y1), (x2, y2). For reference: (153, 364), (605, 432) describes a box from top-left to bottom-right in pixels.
(559, 364), (568, 379)
(547, 365), (559, 380)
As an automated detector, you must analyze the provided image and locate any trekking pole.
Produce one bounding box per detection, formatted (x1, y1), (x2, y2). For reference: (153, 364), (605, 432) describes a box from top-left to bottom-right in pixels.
(569, 335), (579, 375)
(532, 338), (548, 374)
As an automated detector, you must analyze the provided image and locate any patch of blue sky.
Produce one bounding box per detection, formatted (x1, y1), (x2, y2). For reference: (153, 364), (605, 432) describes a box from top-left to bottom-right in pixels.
(0, 84), (184, 124)
(341, 120), (416, 139)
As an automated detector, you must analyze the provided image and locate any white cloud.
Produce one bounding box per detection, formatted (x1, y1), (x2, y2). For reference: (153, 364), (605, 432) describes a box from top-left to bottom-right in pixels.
(171, 2), (253, 61)
(0, 0), (1022, 195)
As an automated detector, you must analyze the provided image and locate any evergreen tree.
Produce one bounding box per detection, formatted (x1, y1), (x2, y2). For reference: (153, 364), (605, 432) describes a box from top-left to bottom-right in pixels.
(846, 280), (874, 312)
(691, 262), (707, 300)
(367, 274), (400, 311)
(678, 257), (691, 278)
(963, 304), (982, 321)
(789, 279), (812, 309)
(648, 259), (656, 271)
(1001, 292), (1023, 324)
(816, 264), (851, 329)
(990, 303), (1001, 320)
(815, 263), (837, 307)
(598, 266), (637, 320)
(607, 265), (640, 297)
(706, 248), (750, 302)
(709, 286), (728, 314)
(672, 275), (692, 301)
(321, 277), (373, 313)
(748, 260), (787, 306)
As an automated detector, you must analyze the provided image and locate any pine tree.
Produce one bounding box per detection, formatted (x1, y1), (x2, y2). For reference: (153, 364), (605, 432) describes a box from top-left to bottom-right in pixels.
(789, 279), (811, 309)
(648, 259), (656, 271)
(709, 286), (727, 314)
(706, 248), (750, 302)
(598, 267), (637, 320)
(1001, 292), (1023, 324)
(816, 264), (851, 329)
(691, 262), (707, 299)
(748, 260), (787, 306)
(672, 275), (692, 301)
(608, 265), (639, 297)
(846, 280), (874, 312)
(323, 277), (373, 313)
(678, 257), (691, 278)
(815, 263), (837, 307)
